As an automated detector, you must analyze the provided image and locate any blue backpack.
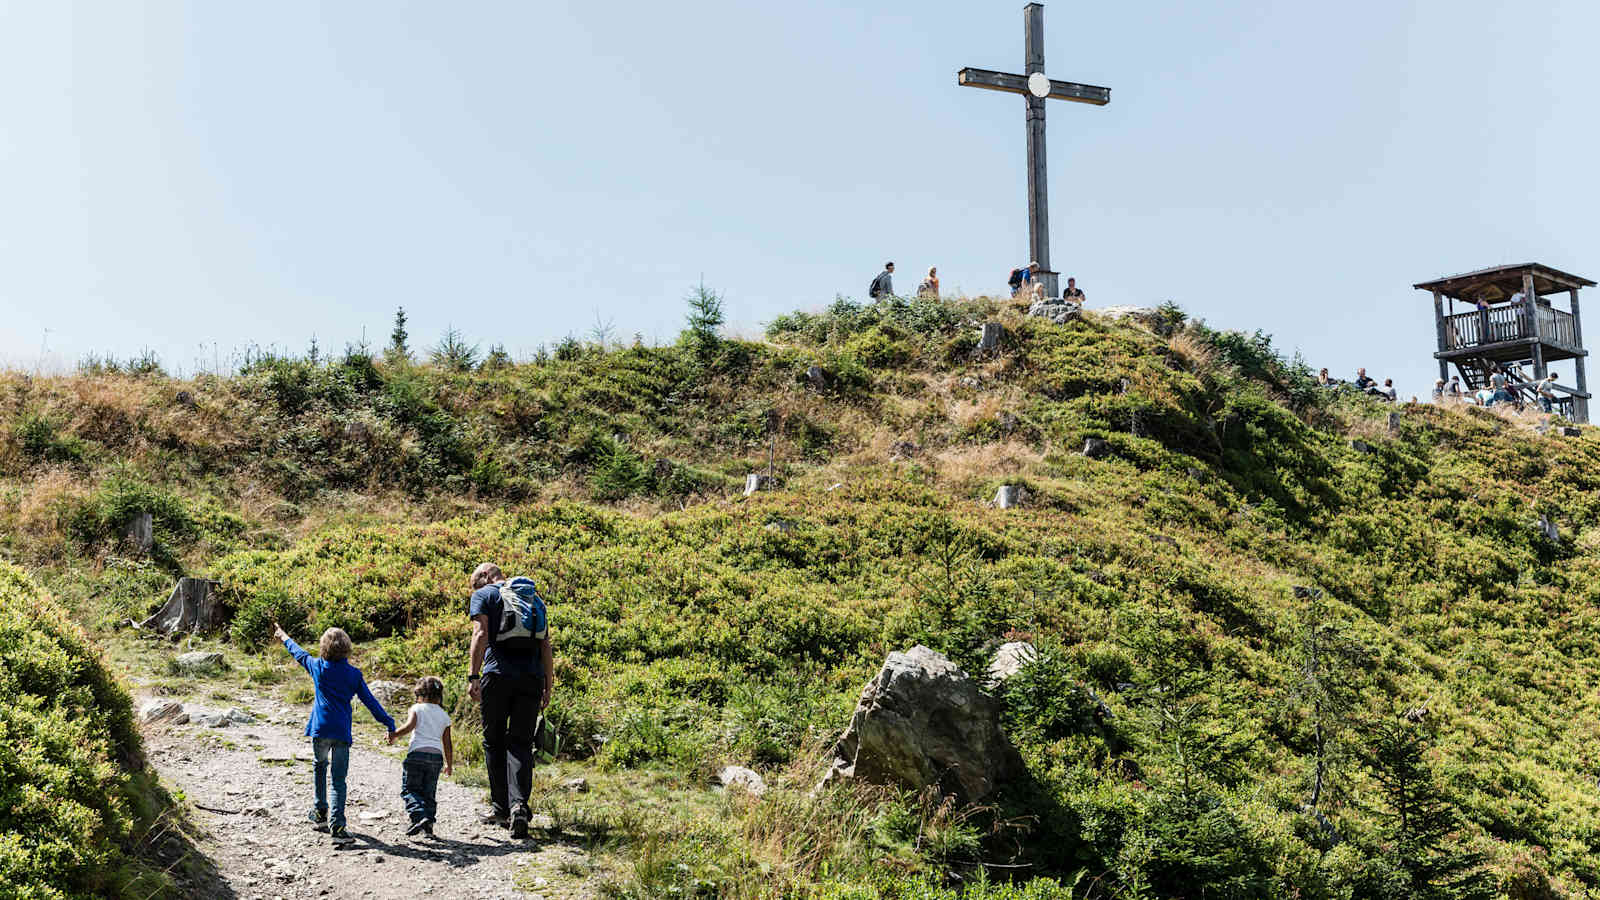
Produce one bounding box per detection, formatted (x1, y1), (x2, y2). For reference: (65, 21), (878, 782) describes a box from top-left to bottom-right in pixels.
(494, 577), (548, 650)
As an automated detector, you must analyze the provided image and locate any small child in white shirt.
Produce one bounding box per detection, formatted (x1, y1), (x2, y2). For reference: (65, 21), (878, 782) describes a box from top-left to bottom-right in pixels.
(388, 676), (453, 836)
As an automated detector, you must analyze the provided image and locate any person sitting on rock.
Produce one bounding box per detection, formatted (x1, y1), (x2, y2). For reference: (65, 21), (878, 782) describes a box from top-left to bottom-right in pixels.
(917, 266), (939, 298)
(1382, 378), (1397, 402)
(1317, 368), (1334, 387)
(273, 622), (396, 844)
(1353, 368), (1376, 391)
(1062, 277), (1085, 304)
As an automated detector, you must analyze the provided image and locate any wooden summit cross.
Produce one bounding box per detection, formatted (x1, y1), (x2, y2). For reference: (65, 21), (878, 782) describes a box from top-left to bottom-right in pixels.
(959, 3), (1110, 299)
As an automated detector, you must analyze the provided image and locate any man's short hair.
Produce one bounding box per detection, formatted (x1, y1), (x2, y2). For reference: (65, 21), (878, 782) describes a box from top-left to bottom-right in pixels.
(319, 627), (353, 661)
(885, 261), (894, 269)
(471, 562), (504, 591)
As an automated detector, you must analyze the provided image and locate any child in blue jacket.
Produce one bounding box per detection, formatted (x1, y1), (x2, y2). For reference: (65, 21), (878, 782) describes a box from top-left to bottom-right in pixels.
(274, 622), (397, 842)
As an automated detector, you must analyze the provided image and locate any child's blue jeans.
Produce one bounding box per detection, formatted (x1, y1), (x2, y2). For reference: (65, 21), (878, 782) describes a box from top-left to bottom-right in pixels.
(311, 738), (352, 829)
(401, 749), (445, 823)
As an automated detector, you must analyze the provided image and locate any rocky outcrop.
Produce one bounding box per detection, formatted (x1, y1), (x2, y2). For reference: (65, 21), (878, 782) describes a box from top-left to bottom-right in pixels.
(1027, 298), (1081, 325)
(825, 646), (1019, 803)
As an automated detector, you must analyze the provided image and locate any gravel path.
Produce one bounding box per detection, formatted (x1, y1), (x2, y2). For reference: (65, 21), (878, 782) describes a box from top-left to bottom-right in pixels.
(142, 694), (593, 900)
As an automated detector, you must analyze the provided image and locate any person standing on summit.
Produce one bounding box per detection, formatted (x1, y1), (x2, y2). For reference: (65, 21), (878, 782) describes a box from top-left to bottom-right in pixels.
(466, 563), (553, 839)
(869, 262), (894, 299)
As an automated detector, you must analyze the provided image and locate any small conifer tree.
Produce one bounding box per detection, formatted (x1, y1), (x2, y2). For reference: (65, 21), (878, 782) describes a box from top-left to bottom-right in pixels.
(1359, 717), (1493, 900)
(388, 307), (411, 363)
(430, 326), (479, 372)
(683, 281), (724, 363)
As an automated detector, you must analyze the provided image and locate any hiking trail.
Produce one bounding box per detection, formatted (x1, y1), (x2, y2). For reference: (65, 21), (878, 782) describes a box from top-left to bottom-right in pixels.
(140, 689), (596, 900)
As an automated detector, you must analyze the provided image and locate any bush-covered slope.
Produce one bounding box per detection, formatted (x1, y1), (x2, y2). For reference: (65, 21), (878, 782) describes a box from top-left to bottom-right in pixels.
(0, 563), (176, 899)
(5, 295), (1600, 897)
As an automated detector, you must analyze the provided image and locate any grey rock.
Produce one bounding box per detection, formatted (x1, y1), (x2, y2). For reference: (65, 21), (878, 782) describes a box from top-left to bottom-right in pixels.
(192, 713), (232, 728)
(1350, 439), (1376, 455)
(825, 646), (1019, 803)
(764, 520), (796, 535)
(224, 707), (255, 725)
(560, 777), (589, 793)
(889, 440), (920, 461)
(1027, 298), (1082, 325)
(174, 651), (225, 672)
(140, 698), (185, 724)
(366, 680), (410, 708)
(986, 641), (1037, 686)
(743, 473), (777, 496)
(1562, 426), (1583, 437)
(1387, 412), (1401, 434)
(1082, 437), (1111, 458)
(716, 765), (767, 797)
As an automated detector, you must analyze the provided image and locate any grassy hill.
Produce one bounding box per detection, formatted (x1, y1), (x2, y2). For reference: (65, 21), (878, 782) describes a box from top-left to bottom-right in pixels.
(4, 294), (1600, 897)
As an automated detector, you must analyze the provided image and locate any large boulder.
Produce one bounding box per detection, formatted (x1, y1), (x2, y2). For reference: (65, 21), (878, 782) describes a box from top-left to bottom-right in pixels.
(826, 646), (1019, 803)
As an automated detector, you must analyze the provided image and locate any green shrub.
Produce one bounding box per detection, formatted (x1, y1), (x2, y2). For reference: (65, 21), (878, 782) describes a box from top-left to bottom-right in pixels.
(0, 564), (175, 899)
(13, 412), (87, 464)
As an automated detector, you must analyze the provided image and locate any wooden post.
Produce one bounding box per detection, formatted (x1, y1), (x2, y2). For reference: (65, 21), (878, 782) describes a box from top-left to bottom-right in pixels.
(1524, 272), (1546, 378)
(1572, 287), (1589, 423)
(1023, 4), (1056, 299)
(1432, 290), (1448, 381)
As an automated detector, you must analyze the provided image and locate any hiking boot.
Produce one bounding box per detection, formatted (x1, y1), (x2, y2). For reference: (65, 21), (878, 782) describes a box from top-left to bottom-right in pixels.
(329, 825), (354, 844)
(307, 807), (327, 825)
(480, 811), (509, 828)
(405, 819), (428, 837)
(422, 818), (435, 837)
(510, 813), (529, 839)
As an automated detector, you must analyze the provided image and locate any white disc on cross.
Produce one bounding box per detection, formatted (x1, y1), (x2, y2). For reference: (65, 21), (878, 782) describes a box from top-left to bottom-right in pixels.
(1027, 71), (1051, 98)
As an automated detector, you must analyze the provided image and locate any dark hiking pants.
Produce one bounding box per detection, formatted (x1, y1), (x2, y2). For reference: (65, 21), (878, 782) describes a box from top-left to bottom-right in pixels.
(481, 672), (542, 819)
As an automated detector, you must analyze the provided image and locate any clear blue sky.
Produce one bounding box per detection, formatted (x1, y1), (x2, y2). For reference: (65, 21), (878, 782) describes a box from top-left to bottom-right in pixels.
(3, 0), (1596, 397)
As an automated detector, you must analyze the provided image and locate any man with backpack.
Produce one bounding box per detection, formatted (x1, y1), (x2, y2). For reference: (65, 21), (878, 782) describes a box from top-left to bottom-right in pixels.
(868, 262), (894, 299)
(1008, 261), (1040, 297)
(466, 562), (552, 838)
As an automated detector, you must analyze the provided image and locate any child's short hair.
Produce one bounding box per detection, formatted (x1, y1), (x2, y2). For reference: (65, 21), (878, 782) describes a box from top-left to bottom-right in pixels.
(319, 627), (353, 661)
(414, 676), (444, 704)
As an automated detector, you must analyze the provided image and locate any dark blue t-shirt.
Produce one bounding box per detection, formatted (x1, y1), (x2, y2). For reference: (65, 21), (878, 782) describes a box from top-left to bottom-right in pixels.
(469, 584), (543, 677)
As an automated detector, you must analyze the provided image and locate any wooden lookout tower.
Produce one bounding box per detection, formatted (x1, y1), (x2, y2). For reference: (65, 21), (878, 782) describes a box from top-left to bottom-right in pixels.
(1414, 263), (1595, 422)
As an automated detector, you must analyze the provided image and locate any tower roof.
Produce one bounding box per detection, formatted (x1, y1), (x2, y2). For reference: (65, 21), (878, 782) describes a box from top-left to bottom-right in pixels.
(1413, 263), (1594, 302)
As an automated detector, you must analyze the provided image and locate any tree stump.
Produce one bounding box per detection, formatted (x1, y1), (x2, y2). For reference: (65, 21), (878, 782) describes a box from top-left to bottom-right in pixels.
(978, 323), (1005, 353)
(993, 485), (1024, 508)
(138, 578), (224, 635)
(124, 512), (154, 555)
